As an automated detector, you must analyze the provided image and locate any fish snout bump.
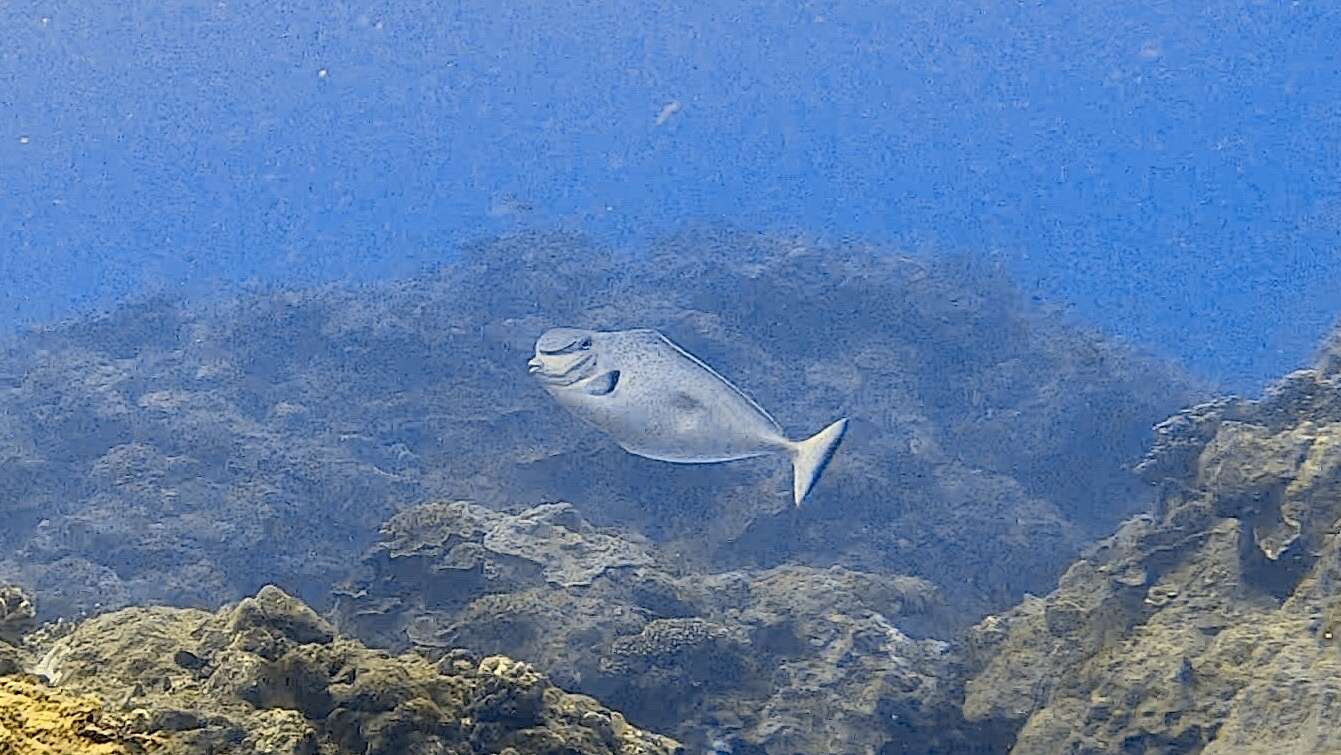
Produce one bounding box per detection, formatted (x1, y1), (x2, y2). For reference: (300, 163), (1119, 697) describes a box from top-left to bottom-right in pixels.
(527, 356), (543, 374)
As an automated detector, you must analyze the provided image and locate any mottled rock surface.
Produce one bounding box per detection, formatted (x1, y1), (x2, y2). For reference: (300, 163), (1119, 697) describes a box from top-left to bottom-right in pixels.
(337, 500), (1009, 753)
(0, 676), (160, 754)
(0, 583), (35, 646)
(375, 500), (654, 592)
(14, 585), (679, 755)
(963, 338), (1341, 754)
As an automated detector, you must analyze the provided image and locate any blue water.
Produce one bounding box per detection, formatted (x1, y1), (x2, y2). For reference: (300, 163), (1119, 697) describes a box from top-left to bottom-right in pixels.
(3, 1), (1338, 390)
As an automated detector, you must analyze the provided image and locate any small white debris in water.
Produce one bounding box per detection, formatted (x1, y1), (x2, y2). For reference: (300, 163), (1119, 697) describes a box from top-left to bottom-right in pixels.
(318, 68), (328, 78)
(18, 136), (29, 145)
(654, 100), (681, 126)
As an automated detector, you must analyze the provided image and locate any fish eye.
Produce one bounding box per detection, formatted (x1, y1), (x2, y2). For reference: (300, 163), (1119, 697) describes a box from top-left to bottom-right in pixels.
(579, 337), (592, 350)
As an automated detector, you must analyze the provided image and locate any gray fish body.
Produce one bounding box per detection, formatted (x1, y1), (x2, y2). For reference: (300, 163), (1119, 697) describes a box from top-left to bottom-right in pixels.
(528, 327), (849, 505)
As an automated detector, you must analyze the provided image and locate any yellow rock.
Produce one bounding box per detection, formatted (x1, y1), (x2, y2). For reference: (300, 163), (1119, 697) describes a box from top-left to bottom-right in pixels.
(0, 676), (158, 755)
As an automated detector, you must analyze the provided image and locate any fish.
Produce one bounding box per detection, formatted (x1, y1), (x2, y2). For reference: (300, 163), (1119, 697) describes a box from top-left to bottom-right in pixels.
(527, 327), (849, 506)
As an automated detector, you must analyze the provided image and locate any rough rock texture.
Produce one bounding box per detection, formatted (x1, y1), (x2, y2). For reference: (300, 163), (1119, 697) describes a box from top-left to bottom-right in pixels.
(0, 676), (159, 754)
(0, 583), (35, 645)
(962, 337), (1341, 754)
(375, 501), (654, 591)
(0, 232), (1198, 626)
(336, 500), (1009, 753)
(16, 584), (679, 755)
(0, 582), (37, 680)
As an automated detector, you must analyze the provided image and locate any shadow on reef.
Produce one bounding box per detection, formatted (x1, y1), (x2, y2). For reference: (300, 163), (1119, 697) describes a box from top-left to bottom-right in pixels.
(0, 230), (1201, 629)
(961, 325), (1341, 753)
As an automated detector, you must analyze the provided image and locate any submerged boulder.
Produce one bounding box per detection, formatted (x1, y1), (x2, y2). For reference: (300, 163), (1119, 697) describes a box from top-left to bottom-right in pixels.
(0, 582), (36, 676)
(336, 500), (1007, 753)
(375, 500), (654, 592)
(0, 583), (35, 646)
(23, 585), (679, 755)
(963, 345), (1341, 754)
(0, 675), (160, 755)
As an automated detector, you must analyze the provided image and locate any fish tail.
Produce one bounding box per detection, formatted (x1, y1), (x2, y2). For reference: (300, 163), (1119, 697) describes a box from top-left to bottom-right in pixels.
(789, 417), (849, 506)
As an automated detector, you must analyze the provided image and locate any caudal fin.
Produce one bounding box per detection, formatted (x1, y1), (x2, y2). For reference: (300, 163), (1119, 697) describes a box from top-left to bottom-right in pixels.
(789, 417), (849, 506)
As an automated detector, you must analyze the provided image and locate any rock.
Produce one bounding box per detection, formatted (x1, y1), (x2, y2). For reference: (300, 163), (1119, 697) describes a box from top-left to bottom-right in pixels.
(340, 500), (658, 645)
(0, 675), (161, 754)
(228, 584), (336, 646)
(963, 352), (1341, 753)
(483, 503), (655, 588)
(372, 500), (654, 593)
(26, 585), (680, 755)
(1316, 324), (1341, 376)
(0, 582), (35, 645)
(0, 645), (22, 676)
(338, 502), (1004, 753)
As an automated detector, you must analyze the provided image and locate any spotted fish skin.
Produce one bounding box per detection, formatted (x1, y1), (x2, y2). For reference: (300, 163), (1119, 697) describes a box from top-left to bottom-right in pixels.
(528, 327), (849, 506)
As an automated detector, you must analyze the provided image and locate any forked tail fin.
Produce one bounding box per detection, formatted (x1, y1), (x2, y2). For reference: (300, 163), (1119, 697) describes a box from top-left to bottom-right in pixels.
(789, 417), (849, 506)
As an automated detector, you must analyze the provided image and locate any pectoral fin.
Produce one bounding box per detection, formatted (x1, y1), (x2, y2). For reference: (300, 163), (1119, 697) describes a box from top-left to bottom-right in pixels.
(584, 370), (621, 396)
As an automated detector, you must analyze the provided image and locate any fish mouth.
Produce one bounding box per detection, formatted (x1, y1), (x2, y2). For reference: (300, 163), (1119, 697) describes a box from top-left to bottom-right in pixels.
(527, 352), (596, 386)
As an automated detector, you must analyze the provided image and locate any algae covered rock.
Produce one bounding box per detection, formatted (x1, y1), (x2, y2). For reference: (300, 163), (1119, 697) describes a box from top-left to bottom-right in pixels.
(0, 582), (37, 676)
(0, 583), (36, 645)
(963, 351), (1341, 754)
(336, 500), (659, 653)
(337, 501), (1002, 753)
(31, 584), (679, 755)
(376, 500), (654, 592)
(0, 675), (160, 754)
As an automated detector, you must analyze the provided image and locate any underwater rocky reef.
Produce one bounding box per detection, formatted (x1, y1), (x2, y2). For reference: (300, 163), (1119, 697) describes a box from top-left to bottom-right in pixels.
(3, 324), (1338, 753)
(962, 326), (1341, 753)
(0, 584), (679, 754)
(332, 499), (1004, 753)
(12, 232), (1305, 753)
(0, 232), (1199, 627)
(325, 329), (1341, 753)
